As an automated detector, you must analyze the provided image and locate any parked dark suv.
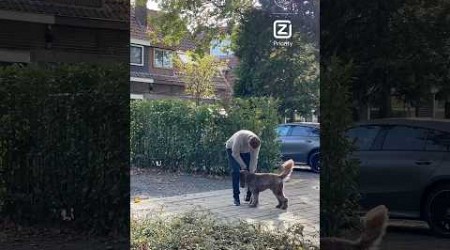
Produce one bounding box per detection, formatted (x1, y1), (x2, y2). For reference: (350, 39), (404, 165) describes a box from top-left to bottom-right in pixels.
(276, 122), (320, 173)
(347, 118), (450, 236)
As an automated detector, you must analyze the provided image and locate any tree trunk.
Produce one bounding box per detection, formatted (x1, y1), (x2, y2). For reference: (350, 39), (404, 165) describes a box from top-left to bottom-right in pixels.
(379, 86), (392, 118)
(445, 102), (450, 119)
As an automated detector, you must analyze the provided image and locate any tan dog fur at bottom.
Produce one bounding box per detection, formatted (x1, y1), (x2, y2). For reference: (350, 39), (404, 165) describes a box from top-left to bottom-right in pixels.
(321, 205), (389, 250)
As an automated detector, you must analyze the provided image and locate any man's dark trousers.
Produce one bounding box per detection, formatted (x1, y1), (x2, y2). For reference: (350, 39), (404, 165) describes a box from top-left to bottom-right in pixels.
(226, 148), (251, 201)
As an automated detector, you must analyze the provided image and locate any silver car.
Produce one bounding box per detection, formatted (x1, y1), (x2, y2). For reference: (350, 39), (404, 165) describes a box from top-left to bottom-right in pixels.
(276, 122), (320, 173)
(347, 118), (450, 236)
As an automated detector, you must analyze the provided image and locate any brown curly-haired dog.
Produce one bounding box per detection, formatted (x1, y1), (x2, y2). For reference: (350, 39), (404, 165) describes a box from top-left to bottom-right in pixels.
(240, 159), (294, 209)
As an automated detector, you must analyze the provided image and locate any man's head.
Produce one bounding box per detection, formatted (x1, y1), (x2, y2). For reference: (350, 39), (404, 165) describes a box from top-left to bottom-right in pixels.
(249, 136), (261, 149)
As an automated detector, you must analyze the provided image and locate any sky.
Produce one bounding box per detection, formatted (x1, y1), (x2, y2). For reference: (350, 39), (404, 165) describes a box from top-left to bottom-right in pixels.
(147, 1), (159, 10)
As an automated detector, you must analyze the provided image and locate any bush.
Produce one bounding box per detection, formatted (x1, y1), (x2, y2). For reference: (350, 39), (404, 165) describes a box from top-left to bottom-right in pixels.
(0, 64), (129, 236)
(320, 57), (360, 236)
(131, 211), (315, 250)
(130, 97), (280, 175)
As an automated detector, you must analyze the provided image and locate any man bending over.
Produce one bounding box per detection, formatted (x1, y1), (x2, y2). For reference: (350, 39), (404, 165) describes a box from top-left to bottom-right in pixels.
(226, 130), (261, 206)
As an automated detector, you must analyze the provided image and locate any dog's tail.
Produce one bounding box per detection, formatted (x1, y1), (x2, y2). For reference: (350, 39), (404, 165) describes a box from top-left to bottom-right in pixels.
(279, 159), (294, 181)
(357, 205), (389, 249)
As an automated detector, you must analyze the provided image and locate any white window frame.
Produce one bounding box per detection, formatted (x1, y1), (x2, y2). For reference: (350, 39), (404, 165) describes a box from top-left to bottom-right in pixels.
(153, 48), (173, 69)
(130, 44), (144, 66)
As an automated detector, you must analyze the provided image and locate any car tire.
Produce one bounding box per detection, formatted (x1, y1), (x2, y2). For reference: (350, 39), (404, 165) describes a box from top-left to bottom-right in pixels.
(425, 184), (450, 237)
(308, 149), (320, 173)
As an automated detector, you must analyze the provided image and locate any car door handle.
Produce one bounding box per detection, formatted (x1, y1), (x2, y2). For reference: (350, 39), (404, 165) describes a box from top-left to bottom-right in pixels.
(415, 160), (432, 165)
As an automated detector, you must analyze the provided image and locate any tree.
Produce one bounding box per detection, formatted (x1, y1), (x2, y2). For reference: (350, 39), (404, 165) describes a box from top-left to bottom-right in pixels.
(174, 52), (224, 105)
(146, 0), (253, 54)
(147, 0), (319, 53)
(320, 57), (360, 237)
(389, 0), (450, 114)
(322, 0), (450, 120)
(140, 0), (320, 118)
(258, 0), (319, 48)
(232, 9), (319, 119)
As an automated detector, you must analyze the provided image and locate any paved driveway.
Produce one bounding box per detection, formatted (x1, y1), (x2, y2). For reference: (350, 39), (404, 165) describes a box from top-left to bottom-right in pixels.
(131, 169), (320, 245)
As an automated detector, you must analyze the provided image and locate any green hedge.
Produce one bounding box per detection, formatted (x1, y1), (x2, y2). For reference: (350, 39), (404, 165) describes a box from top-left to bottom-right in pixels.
(320, 57), (360, 236)
(131, 98), (281, 175)
(0, 64), (129, 236)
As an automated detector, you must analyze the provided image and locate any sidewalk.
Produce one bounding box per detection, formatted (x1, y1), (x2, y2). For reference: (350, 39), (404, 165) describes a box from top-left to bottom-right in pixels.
(131, 171), (320, 245)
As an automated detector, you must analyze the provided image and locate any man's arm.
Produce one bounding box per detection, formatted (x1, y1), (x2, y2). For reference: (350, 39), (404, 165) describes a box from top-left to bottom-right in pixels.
(249, 146), (260, 173)
(231, 139), (247, 170)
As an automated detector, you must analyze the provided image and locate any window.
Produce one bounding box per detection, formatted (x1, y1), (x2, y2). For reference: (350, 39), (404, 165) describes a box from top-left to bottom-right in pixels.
(291, 126), (318, 137)
(210, 39), (233, 57)
(426, 130), (450, 152)
(346, 126), (382, 151)
(276, 125), (290, 136)
(382, 126), (427, 151)
(310, 128), (320, 137)
(130, 44), (144, 66)
(154, 49), (173, 69)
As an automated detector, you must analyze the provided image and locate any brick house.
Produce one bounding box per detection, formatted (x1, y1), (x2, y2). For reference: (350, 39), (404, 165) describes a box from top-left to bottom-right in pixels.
(130, 5), (235, 100)
(0, 0), (128, 65)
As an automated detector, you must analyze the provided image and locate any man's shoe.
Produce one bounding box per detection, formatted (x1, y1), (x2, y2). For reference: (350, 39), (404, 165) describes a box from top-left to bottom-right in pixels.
(245, 192), (251, 202)
(233, 198), (241, 206)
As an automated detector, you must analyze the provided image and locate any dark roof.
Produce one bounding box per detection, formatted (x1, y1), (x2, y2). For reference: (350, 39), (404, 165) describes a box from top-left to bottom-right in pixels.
(0, 0), (128, 22)
(130, 7), (196, 51)
(130, 6), (148, 40)
(356, 118), (450, 133)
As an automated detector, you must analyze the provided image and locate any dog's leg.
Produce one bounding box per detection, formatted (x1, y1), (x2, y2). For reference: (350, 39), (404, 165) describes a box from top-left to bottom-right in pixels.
(253, 191), (259, 207)
(249, 190), (259, 207)
(272, 188), (283, 208)
(280, 183), (288, 210)
(281, 197), (288, 210)
(273, 183), (288, 209)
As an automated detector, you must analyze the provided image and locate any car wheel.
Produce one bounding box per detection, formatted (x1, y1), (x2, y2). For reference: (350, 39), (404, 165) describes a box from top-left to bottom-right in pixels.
(308, 150), (320, 173)
(425, 185), (450, 237)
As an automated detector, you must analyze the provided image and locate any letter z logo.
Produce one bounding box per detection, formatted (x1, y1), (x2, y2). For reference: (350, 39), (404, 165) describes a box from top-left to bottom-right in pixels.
(273, 20), (292, 39)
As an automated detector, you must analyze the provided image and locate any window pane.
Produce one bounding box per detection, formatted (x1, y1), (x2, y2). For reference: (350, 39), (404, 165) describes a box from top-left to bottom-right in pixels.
(130, 46), (142, 65)
(276, 126), (290, 136)
(162, 51), (173, 68)
(310, 128), (320, 137)
(426, 130), (450, 152)
(291, 126), (312, 136)
(210, 39), (233, 57)
(346, 126), (381, 150)
(154, 49), (163, 68)
(382, 126), (427, 151)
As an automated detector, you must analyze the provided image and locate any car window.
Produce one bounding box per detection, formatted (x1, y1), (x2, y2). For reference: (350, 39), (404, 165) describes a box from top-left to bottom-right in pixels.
(346, 125), (382, 150)
(311, 128), (320, 137)
(276, 126), (290, 136)
(291, 126), (317, 137)
(426, 130), (450, 152)
(382, 126), (427, 151)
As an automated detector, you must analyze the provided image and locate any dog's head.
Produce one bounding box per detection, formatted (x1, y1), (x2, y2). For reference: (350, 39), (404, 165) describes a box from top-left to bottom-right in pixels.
(240, 170), (249, 188)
